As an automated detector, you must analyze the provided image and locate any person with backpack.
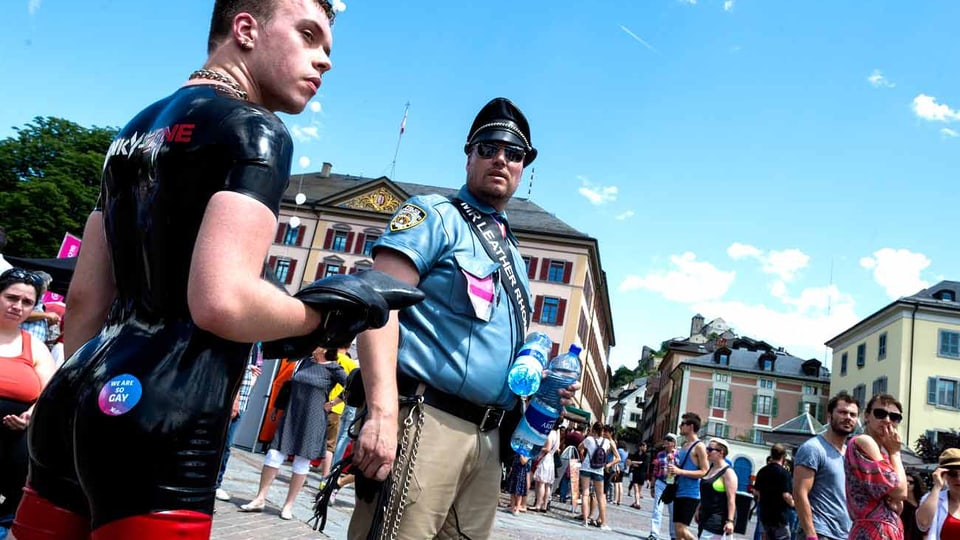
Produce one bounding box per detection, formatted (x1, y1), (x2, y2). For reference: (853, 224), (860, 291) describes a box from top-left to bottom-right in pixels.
(578, 421), (620, 530)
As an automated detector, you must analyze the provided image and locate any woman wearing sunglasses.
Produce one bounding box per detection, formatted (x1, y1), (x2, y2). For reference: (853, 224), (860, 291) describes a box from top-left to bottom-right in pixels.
(0, 268), (57, 537)
(844, 393), (907, 540)
(916, 448), (960, 540)
(695, 438), (737, 539)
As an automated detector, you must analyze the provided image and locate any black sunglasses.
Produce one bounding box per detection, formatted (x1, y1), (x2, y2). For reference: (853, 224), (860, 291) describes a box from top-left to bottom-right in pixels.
(1, 268), (42, 287)
(706, 447), (721, 453)
(871, 409), (903, 424)
(946, 470), (960, 479)
(474, 142), (525, 164)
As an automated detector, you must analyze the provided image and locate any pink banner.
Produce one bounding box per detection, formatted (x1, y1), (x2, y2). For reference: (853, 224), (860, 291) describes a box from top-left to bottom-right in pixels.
(42, 233), (82, 304)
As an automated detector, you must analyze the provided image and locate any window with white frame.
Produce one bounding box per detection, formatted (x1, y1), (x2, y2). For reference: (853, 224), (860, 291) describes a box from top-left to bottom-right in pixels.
(712, 388), (730, 410)
(804, 385), (819, 395)
(759, 379), (774, 390)
(756, 395), (773, 416)
(714, 373), (730, 384)
(331, 231), (349, 252)
(929, 377), (960, 408)
(878, 333), (887, 360)
(274, 257), (291, 283)
(940, 330), (960, 359)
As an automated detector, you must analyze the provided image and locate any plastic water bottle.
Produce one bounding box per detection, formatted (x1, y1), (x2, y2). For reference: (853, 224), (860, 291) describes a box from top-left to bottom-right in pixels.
(665, 453), (676, 484)
(507, 332), (553, 396)
(510, 344), (582, 457)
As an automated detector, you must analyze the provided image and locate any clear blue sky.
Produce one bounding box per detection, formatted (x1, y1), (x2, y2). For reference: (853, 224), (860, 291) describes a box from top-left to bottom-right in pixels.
(3, 0), (959, 370)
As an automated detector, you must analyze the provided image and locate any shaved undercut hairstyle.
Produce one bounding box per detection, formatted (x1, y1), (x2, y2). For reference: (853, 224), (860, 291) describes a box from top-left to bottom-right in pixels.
(208, 0), (336, 53)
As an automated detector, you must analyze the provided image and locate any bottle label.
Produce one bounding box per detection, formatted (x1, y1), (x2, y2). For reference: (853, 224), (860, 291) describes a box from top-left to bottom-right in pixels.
(516, 347), (547, 367)
(524, 402), (556, 435)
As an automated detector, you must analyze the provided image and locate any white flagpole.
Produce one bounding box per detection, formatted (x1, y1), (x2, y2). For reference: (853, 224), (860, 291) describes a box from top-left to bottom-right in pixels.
(390, 102), (410, 179)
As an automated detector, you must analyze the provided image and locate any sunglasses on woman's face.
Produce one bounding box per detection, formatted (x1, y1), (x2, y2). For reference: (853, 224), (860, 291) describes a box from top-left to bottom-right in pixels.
(870, 408), (903, 424)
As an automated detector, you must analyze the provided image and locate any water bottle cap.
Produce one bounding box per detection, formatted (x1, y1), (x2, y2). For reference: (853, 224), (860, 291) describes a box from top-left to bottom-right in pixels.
(568, 344), (582, 355)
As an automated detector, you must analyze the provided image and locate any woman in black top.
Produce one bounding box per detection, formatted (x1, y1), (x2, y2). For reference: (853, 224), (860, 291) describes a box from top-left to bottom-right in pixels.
(696, 438), (737, 539)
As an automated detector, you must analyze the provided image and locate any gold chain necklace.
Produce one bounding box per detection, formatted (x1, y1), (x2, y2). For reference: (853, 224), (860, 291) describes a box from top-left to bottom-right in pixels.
(188, 69), (248, 100)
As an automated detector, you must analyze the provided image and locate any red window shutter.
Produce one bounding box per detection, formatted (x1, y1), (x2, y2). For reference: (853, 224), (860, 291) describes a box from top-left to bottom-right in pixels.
(274, 224), (286, 244)
(339, 265), (347, 274)
(556, 298), (567, 325)
(354, 233), (366, 254)
(296, 226), (306, 246)
(349, 267), (358, 274)
(315, 263), (325, 280)
(533, 295), (544, 323)
(527, 257), (538, 280)
(563, 261), (573, 284)
(323, 229), (334, 249)
(539, 259), (550, 281)
(550, 343), (560, 358)
(345, 233), (355, 253)
(285, 259), (298, 285)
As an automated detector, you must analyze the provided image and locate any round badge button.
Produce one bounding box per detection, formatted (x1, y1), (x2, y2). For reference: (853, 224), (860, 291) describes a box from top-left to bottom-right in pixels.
(98, 374), (143, 416)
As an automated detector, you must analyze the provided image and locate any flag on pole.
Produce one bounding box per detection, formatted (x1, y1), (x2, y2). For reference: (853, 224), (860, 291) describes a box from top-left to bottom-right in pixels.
(399, 107), (408, 134)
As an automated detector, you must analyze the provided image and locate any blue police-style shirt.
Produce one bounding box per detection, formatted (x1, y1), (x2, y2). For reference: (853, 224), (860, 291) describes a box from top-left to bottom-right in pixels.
(373, 185), (530, 408)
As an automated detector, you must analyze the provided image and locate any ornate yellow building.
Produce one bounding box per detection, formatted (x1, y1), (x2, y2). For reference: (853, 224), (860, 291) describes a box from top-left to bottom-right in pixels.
(267, 165), (615, 423)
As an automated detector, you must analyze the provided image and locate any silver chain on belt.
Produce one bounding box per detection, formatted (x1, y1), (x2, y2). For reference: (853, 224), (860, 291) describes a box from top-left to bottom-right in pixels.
(380, 396), (425, 540)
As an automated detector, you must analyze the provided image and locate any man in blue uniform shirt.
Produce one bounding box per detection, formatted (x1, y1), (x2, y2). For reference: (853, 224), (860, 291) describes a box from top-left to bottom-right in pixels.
(349, 98), (577, 539)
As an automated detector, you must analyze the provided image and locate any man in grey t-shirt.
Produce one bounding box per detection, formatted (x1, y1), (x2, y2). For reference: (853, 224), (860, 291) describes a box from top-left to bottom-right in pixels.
(793, 391), (859, 540)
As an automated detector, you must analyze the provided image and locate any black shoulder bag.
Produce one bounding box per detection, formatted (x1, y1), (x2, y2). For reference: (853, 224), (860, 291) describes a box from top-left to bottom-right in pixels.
(659, 440), (702, 505)
(449, 197), (532, 469)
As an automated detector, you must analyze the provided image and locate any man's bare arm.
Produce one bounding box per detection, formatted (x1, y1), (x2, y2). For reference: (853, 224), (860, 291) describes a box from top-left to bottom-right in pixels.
(353, 248), (419, 482)
(793, 465), (817, 538)
(64, 211), (116, 358)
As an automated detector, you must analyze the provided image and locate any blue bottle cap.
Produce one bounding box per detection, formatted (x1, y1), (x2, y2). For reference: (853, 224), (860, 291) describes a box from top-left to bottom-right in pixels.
(568, 344), (582, 355)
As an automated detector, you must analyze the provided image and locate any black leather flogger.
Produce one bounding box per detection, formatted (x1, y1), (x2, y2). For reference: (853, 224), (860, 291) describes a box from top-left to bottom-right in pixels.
(262, 270), (424, 358)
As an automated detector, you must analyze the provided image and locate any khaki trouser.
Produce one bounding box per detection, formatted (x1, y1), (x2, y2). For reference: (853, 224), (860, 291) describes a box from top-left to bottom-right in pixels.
(348, 403), (501, 540)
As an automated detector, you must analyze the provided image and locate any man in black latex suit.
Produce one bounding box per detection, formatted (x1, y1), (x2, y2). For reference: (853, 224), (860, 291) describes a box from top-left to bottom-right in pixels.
(10, 2), (416, 539)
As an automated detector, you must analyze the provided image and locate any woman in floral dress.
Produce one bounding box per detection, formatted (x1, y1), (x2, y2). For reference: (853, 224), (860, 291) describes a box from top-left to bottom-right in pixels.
(844, 393), (908, 540)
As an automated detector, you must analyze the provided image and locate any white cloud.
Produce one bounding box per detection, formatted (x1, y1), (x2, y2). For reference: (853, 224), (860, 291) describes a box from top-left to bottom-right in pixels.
(693, 290), (860, 360)
(615, 210), (635, 220)
(577, 177), (618, 206)
(619, 252), (735, 303)
(912, 94), (960, 122)
(678, 0), (697, 4)
(28, 0), (40, 15)
(763, 249), (810, 281)
(332, 0), (347, 12)
(726, 243), (809, 281)
(941, 128), (959, 138)
(859, 248), (931, 298)
(867, 69), (894, 89)
(727, 242), (762, 260)
(723, 0), (734, 11)
(291, 124), (320, 142)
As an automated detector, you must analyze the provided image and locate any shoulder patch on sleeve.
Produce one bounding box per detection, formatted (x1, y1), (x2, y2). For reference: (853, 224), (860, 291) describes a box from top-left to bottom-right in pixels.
(389, 203), (427, 232)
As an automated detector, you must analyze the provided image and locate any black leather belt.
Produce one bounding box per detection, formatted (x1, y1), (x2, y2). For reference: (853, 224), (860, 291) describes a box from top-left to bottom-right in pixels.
(398, 375), (506, 432)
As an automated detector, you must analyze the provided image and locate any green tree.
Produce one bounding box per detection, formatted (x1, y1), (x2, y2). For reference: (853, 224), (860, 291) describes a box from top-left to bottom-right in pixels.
(0, 117), (117, 257)
(610, 365), (636, 389)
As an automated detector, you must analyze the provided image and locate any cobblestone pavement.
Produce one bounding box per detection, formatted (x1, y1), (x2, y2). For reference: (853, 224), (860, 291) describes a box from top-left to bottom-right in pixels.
(213, 448), (759, 539)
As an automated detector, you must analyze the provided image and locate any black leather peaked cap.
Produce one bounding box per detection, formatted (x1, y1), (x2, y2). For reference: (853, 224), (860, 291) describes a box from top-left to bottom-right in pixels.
(464, 97), (537, 166)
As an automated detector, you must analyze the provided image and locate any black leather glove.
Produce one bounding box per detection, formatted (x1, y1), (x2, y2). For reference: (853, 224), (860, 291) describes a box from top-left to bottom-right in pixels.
(262, 270), (424, 358)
